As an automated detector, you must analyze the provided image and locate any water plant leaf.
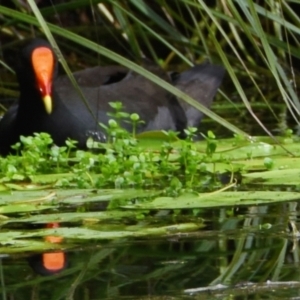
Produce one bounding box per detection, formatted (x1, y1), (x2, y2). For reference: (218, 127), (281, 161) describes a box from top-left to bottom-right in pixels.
(124, 191), (300, 210)
(0, 189), (160, 216)
(0, 222), (203, 253)
(3, 211), (140, 225)
(244, 168), (300, 185)
(0, 204), (53, 214)
(34, 223), (203, 239)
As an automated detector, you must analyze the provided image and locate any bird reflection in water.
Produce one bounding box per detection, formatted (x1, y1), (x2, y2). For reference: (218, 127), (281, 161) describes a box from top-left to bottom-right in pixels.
(28, 223), (67, 276)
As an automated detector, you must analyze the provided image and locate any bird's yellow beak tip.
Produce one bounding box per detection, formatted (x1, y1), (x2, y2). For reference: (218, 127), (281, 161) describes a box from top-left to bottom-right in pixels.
(43, 95), (52, 114)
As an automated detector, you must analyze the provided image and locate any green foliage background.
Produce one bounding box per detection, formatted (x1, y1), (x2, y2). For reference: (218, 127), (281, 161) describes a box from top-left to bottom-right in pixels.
(1, 0), (299, 136)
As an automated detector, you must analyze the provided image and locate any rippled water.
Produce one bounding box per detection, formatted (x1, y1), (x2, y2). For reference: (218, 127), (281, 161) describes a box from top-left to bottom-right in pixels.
(2, 201), (300, 300)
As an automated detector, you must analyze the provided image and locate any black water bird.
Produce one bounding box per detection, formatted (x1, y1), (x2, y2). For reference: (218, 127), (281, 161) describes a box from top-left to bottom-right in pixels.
(0, 39), (225, 155)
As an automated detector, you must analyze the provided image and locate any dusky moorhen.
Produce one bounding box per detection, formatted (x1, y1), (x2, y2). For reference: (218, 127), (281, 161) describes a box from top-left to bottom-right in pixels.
(0, 39), (225, 155)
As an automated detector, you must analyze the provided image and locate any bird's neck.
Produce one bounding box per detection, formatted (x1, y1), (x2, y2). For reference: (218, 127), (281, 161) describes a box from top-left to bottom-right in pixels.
(18, 85), (43, 112)
(17, 85), (64, 117)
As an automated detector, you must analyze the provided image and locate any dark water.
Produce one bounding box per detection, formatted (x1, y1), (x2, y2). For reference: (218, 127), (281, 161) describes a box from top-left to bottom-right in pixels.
(1, 202), (300, 300)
